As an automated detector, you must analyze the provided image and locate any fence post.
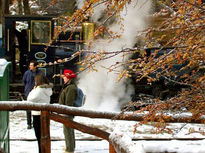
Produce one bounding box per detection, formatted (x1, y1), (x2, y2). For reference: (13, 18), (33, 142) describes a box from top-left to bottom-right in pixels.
(40, 111), (51, 153)
(109, 143), (116, 153)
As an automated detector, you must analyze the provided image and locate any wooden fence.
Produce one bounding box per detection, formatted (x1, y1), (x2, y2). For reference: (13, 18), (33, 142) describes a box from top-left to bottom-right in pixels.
(0, 101), (205, 153)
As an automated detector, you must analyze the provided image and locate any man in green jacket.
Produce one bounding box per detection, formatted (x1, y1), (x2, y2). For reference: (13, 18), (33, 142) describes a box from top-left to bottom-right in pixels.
(59, 69), (77, 153)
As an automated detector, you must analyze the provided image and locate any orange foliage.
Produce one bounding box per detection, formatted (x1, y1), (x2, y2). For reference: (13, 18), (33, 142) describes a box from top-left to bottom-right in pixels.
(50, 0), (205, 131)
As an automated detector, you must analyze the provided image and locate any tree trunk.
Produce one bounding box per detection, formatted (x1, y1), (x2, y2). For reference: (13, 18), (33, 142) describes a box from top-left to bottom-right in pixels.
(0, 0), (10, 40)
(5, 0), (11, 14)
(0, 0), (3, 24)
(23, 0), (30, 15)
(0, 0), (11, 23)
(18, 0), (23, 15)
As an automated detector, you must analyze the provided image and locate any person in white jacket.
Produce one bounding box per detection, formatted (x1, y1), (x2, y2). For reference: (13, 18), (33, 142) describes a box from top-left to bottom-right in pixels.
(27, 74), (53, 153)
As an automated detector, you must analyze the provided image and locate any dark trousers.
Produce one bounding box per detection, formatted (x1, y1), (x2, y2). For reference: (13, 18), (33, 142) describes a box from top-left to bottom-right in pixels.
(26, 110), (32, 127)
(63, 116), (75, 152)
(25, 94), (32, 127)
(64, 126), (75, 152)
(33, 115), (41, 153)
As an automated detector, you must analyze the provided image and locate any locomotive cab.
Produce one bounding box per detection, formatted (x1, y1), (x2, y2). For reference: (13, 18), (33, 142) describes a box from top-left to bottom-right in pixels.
(3, 15), (55, 83)
(2, 15), (87, 102)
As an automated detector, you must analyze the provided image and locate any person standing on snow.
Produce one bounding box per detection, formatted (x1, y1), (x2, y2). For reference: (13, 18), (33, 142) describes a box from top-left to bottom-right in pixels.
(59, 69), (77, 153)
(27, 74), (53, 153)
(23, 60), (43, 129)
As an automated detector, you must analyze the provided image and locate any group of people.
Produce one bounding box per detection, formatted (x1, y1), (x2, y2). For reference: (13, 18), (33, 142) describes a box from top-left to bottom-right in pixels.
(23, 60), (77, 153)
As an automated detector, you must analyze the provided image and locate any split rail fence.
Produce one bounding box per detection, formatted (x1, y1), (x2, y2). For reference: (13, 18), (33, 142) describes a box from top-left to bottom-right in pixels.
(0, 102), (205, 153)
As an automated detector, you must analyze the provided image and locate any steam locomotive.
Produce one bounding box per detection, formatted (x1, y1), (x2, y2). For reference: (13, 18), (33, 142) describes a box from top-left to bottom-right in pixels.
(0, 15), (94, 102)
(0, 15), (195, 103)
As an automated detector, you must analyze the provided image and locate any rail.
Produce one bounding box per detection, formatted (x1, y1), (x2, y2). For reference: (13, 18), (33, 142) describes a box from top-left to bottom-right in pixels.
(1, 101), (205, 153)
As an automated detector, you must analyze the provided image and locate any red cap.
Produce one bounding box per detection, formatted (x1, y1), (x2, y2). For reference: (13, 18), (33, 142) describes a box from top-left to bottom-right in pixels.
(63, 69), (76, 79)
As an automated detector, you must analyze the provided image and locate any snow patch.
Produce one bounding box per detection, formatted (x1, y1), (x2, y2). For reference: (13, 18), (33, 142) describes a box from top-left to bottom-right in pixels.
(110, 129), (145, 153)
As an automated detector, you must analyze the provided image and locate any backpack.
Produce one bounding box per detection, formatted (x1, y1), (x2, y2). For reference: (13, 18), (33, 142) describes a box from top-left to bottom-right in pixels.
(74, 87), (86, 107)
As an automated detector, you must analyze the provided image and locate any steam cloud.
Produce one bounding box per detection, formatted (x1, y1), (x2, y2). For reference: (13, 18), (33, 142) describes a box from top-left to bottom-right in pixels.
(76, 0), (152, 111)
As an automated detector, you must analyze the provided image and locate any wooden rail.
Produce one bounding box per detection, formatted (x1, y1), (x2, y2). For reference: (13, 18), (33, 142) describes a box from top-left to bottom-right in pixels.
(1, 102), (205, 153)
(1, 102), (205, 123)
(49, 113), (110, 140)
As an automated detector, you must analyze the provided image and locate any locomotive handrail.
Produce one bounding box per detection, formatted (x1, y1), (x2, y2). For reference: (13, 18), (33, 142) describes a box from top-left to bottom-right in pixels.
(58, 40), (85, 43)
(28, 29), (31, 52)
(7, 29), (9, 52)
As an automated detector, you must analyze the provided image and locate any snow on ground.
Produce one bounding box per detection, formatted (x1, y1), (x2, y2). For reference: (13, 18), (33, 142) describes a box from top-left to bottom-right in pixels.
(9, 111), (109, 153)
(9, 111), (205, 153)
(10, 140), (109, 153)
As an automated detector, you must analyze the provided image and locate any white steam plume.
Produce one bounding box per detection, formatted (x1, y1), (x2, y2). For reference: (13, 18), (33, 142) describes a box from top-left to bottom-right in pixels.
(77, 0), (152, 111)
(76, 0), (84, 9)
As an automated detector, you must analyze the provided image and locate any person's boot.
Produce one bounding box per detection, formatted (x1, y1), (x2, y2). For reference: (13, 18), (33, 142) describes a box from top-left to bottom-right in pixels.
(27, 124), (32, 129)
(26, 111), (32, 129)
(63, 148), (74, 153)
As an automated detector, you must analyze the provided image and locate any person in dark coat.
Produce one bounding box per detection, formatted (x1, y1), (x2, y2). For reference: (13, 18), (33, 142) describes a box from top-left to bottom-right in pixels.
(23, 60), (43, 129)
(59, 69), (77, 153)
